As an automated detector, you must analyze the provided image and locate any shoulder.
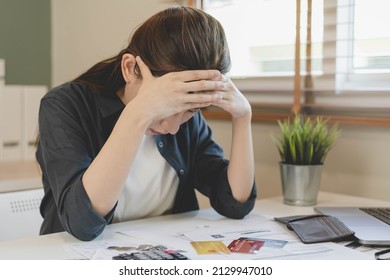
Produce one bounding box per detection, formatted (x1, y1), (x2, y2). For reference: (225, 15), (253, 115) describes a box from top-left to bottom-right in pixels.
(42, 82), (91, 103)
(40, 82), (123, 122)
(37, 83), (95, 129)
(40, 81), (101, 113)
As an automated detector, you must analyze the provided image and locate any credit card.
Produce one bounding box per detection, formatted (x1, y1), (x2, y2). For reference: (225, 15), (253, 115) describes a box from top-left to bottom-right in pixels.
(191, 241), (231, 255)
(227, 239), (264, 254)
(239, 237), (288, 248)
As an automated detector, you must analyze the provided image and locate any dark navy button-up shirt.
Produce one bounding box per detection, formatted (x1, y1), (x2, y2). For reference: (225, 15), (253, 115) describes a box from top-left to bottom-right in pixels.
(36, 82), (257, 241)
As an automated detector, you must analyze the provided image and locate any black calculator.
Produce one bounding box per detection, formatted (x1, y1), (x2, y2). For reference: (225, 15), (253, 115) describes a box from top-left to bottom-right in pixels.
(112, 251), (188, 260)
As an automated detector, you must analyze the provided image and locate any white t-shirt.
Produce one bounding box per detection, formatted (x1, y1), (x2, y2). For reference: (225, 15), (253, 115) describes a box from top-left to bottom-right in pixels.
(113, 135), (179, 223)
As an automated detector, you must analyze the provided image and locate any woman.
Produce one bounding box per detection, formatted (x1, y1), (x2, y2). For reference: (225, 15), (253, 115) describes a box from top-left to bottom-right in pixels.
(36, 6), (257, 241)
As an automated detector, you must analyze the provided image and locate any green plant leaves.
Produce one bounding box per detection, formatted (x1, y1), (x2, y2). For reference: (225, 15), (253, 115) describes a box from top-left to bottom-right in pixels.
(271, 114), (341, 165)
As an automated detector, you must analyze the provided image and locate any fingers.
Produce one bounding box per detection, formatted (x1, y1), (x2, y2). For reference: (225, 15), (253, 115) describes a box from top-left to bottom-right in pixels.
(184, 74), (230, 93)
(136, 56), (227, 90)
(183, 102), (212, 111)
(183, 77), (232, 105)
(136, 57), (229, 104)
(135, 56), (153, 79)
(171, 69), (222, 82)
(183, 92), (223, 106)
(184, 80), (226, 93)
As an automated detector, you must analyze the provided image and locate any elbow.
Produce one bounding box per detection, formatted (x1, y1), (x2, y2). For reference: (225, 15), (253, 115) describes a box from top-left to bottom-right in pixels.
(69, 225), (105, 241)
(64, 214), (107, 241)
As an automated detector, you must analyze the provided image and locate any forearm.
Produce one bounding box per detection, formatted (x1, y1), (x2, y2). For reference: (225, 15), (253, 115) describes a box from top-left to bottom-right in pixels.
(227, 114), (255, 203)
(82, 104), (150, 217)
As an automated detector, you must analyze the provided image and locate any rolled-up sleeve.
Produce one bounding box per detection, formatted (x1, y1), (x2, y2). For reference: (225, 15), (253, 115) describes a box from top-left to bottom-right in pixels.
(38, 95), (114, 241)
(193, 113), (257, 219)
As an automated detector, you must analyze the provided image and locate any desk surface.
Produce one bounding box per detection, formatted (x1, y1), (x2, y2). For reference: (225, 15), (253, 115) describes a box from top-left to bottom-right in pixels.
(0, 192), (389, 260)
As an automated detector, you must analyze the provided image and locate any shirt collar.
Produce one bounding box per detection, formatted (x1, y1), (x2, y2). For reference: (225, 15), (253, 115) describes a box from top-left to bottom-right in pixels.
(95, 91), (125, 118)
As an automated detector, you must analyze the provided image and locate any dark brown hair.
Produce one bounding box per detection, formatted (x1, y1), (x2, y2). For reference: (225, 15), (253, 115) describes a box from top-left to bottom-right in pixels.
(73, 6), (231, 94)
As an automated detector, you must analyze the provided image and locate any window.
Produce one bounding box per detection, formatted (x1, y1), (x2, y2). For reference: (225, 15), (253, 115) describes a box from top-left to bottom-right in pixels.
(204, 0), (323, 77)
(337, 0), (390, 91)
(201, 0), (390, 124)
(353, 0), (390, 72)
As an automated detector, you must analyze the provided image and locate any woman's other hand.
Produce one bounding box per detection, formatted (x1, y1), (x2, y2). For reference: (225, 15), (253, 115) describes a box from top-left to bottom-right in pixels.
(211, 75), (252, 121)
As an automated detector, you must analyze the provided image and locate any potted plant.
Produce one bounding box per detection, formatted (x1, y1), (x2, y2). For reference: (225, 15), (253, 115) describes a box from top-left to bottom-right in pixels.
(271, 114), (341, 206)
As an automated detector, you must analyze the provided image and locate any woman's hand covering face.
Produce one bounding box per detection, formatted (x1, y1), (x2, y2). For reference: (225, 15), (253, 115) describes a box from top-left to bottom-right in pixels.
(133, 56), (226, 122)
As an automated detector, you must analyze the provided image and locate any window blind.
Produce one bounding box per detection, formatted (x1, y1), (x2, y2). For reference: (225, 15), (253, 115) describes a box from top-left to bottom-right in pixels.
(201, 0), (390, 126)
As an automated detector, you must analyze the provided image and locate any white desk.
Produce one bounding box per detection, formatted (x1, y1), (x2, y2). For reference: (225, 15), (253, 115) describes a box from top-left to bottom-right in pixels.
(0, 192), (389, 260)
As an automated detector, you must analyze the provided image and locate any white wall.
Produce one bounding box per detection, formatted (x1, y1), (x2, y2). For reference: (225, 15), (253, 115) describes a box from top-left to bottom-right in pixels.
(51, 0), (176, 86)
(207, 120), (390, 202)
(51, 0), (390, 203)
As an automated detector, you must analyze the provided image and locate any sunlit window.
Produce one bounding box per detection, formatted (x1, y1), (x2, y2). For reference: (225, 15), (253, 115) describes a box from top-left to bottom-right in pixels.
(353, 0), (390, 72)
(203, 0), (324, 77)
(204, 0), (390, 92)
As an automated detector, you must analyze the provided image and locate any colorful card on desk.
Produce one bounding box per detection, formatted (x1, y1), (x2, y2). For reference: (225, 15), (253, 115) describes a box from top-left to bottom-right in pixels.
(191, 241), (230, 255)
(227, 239), (264, 254)
(239, 237), (288, 248)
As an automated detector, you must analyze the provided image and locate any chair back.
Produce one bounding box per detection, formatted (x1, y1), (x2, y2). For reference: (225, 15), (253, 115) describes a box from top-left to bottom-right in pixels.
(0, 188), (43, 241)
